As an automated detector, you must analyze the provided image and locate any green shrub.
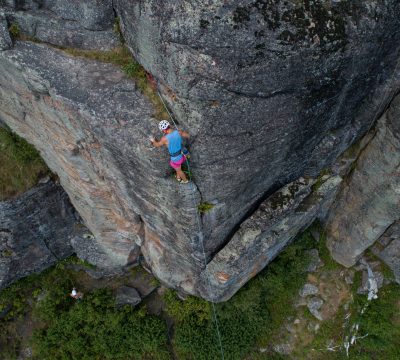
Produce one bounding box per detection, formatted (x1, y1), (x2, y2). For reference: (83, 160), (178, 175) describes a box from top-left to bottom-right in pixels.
(123, 61), (146, 79)
(32, 289), (170, 360)
(198, 202), (214, 213)
(8, 22), (20, 39)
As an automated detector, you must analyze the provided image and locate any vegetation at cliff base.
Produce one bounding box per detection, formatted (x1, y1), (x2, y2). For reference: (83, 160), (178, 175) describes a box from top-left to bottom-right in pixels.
(0, 126), (49, 200)
(0, 257), (170, 360)
(32, 289), (169, 360)
(1, 229), (400, 359)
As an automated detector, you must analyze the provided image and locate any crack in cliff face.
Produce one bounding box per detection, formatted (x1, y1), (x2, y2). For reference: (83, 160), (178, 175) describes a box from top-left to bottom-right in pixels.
(224, 87), (300, 100)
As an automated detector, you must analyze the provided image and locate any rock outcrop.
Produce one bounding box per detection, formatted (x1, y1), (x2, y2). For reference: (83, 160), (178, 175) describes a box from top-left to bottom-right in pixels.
(1, 0), (119, 50)
(0, 1), (400, 301)
(375, 224), (400, 285)
(0, 181), (81, 289)
(0, 12), (11, 50)
(326, 94), (400, 267)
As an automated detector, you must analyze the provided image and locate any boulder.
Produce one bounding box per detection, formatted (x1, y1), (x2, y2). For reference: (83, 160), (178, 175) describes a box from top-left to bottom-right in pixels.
(115, 286), (141, 307)
(306, 249), (324, 272)
(307, 297), (324, 321)
(373, 221), (400, 284)
(0, 42), (199, 294)
(199, 175), (342, 301)
(45, 0), (114, 31)
(299, 283), (319, 297)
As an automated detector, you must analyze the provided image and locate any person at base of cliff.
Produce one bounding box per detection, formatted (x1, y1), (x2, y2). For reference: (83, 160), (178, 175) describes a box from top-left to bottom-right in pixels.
(150, 120), (190, 184)
(70, 287), (83, 300)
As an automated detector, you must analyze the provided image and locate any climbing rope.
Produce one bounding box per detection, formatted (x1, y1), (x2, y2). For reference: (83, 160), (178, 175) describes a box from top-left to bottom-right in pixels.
(156, 88), (225, 360)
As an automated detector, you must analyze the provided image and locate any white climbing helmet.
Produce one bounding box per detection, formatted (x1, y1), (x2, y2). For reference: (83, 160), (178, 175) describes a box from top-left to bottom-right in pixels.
(158, 120), (170, 131)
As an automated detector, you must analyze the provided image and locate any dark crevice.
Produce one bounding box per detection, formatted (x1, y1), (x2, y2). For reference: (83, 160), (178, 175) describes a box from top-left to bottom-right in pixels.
(207, 178), (287, 261)
(224, 87), (300, 100)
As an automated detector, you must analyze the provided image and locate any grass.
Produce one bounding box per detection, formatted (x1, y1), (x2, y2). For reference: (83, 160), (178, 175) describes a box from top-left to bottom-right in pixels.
(198, 202), (215, 213)
(0, 126), (50, 200)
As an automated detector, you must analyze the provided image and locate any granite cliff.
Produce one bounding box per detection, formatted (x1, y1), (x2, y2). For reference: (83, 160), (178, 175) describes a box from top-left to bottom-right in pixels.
(0, 0), (399, 301)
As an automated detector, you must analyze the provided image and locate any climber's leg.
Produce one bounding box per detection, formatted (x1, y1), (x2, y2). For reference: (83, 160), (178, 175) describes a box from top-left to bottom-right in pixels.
(175, 167), (188, 183)
(170, 156), (188, 183)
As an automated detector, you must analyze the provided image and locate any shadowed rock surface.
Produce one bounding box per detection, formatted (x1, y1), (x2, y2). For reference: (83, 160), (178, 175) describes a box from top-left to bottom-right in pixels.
(2, 0), (119, 50)
(0, 181), (80, 289)
(0, 12), (11, 50)
(0, 1), (400, 301)
(326, 94), (400, 267)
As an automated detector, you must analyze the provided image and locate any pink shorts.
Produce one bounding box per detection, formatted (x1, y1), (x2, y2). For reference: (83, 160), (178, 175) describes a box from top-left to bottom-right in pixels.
(170, 155), (186, 169)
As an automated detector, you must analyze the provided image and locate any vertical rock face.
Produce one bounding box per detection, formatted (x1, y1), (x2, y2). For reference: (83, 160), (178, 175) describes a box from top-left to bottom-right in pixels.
(326, 94), (400, 267)
(0, 1), (400, 301)
(0, 42), (204, 294)
(0, 181), (80, 289)
(114, 0), (400, 259)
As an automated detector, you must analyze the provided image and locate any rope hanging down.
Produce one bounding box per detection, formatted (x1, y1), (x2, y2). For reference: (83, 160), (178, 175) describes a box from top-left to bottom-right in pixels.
(156, 88), (225, 360)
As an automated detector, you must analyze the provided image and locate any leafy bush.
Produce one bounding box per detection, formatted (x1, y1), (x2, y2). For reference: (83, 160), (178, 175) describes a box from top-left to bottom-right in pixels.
(32, 288), (170, 360)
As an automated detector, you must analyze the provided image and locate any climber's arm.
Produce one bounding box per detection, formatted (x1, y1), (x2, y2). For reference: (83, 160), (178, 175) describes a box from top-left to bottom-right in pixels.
(151, 136), (167, 147)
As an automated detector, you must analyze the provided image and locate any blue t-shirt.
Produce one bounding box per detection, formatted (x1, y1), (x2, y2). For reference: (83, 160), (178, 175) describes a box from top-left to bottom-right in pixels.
(165, 130), (183, 161)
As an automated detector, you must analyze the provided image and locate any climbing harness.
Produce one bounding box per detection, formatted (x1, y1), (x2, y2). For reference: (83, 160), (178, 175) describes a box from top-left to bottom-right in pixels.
(156, 88), (225, 360)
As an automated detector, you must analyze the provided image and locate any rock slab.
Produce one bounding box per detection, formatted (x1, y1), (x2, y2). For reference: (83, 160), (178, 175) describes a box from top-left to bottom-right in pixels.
(0, 181), (80, 289)
(326, 94), (400, 267)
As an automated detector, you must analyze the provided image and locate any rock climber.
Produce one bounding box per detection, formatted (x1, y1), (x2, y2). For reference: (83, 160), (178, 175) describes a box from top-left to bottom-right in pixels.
(150, 120), (190, 183)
